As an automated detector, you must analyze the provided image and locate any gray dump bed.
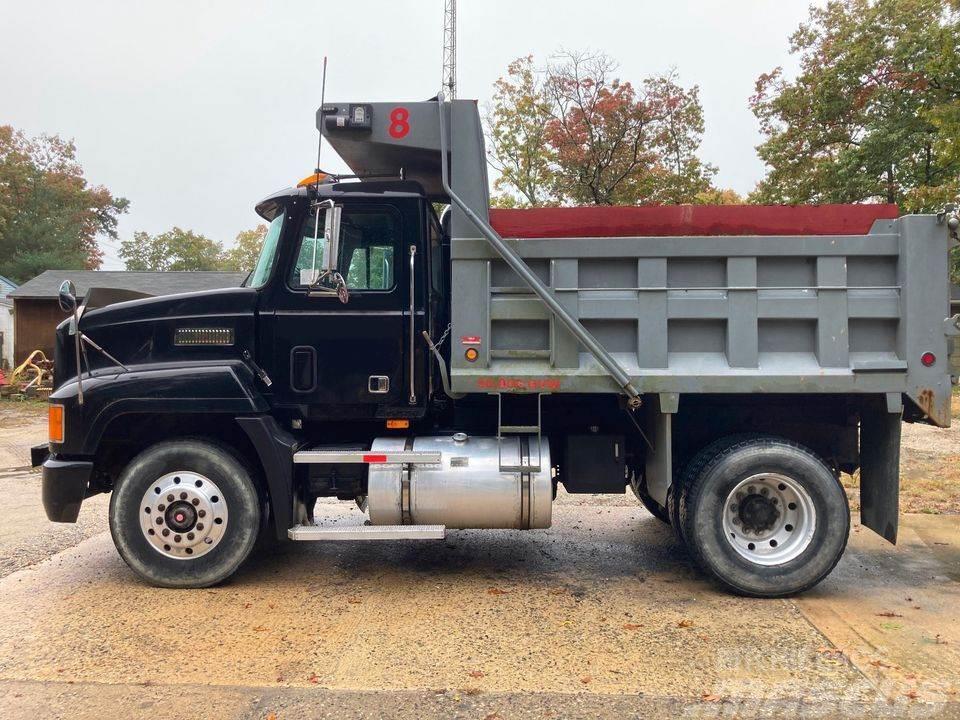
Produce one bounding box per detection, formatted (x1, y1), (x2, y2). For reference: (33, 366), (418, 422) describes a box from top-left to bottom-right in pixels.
(322, 99), (957, 427)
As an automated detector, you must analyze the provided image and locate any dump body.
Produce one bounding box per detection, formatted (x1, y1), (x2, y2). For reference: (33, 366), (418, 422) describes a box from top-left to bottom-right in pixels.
(450, 210), (952, 426)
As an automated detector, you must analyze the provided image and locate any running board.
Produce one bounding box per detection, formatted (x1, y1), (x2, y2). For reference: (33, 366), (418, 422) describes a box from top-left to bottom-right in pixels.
(293, 449), (441, 465)
(287, 524), (446, 541)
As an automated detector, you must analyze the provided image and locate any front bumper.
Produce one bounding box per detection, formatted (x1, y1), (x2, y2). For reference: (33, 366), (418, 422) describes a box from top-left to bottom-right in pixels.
(41, 455), (93, 523)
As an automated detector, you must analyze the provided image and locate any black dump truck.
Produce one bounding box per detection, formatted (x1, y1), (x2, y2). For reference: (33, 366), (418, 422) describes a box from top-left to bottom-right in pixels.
(34, 98), (960, 596)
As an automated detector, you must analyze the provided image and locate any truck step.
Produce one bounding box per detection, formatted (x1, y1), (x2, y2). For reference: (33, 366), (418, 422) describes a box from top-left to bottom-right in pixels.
(287, 523), (446, 541)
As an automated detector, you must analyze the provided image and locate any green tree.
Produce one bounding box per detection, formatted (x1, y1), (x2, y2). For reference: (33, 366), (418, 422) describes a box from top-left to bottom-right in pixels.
(220, 225), (266, 272)
(119, 227), (223, 271)
(485, 56), (555, 207)
(0, 126), (128, 282)
(750, 0), (960, 210)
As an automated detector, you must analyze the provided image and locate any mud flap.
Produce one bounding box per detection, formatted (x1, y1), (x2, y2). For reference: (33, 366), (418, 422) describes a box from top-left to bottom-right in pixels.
(859, 399), (901, 544)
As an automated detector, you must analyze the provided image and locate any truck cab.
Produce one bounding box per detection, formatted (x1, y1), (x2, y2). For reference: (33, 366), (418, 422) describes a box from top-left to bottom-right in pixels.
(250, 180), (447, 420)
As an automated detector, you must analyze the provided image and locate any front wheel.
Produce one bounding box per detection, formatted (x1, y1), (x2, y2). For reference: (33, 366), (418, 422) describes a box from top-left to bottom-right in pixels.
(109, 440), (262, 588)
(678, 436), (849, 598)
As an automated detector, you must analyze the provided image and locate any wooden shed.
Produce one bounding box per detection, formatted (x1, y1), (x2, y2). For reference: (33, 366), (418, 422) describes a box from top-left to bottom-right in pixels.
(8, 270), (247, 365)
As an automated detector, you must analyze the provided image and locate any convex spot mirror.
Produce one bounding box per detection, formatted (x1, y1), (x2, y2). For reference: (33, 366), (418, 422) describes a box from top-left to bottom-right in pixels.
(58, 280), (77, 313)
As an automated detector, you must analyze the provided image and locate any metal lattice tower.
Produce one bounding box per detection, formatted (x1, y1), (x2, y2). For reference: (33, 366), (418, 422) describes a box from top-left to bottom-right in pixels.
(442, 0), (456, 99)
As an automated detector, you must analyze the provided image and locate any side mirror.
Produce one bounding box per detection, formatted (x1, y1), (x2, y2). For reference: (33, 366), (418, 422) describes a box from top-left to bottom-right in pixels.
(58, 280), (77, 313)
(322, 204), (342, 272)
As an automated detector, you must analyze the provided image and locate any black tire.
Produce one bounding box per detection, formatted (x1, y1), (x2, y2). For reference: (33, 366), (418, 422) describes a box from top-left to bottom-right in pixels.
(678, 435), (849, 598)
(109, 439), (262, 588)
(672, 435), (757, 546)
(629, 471), (670, 523)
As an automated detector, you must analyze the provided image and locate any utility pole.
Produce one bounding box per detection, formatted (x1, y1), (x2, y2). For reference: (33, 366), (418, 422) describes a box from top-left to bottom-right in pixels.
(442, 0), (456, 99)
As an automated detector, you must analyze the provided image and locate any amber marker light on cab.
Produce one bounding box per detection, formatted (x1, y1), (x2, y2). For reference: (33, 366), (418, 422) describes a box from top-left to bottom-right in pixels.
(386, 419), (410, 429)
(465, 347), (479, 362)
(297, 172), (328, 187)
(48, 404), (64, 443)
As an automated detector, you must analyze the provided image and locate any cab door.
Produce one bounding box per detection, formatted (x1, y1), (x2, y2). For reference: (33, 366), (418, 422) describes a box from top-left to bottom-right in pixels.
(260, 198), (425, 418)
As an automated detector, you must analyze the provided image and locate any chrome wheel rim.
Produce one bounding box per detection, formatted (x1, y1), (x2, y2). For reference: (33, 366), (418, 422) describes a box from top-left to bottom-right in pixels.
(721, 473), (816, 566)
(139, 471), (228, 560)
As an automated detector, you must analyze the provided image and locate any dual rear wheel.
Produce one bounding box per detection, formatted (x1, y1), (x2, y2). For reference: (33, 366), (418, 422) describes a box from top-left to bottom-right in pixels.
(636, 435), (849, 597)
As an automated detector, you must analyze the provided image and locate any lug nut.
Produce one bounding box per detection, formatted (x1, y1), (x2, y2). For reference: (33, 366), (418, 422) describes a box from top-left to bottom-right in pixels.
(180, 492), (187, 500)
(192, 498), (200, 506)
(174, 535), (181, 543)
(158, 504), (165, 511)
(196, 523), (204, 531)
(167, 494), (174, 502)
(162, 529), (170, 537)
(198, 510), (206, 518)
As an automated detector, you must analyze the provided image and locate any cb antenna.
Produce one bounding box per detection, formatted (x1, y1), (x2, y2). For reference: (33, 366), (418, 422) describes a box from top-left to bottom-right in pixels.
(315, 56), (328, 187)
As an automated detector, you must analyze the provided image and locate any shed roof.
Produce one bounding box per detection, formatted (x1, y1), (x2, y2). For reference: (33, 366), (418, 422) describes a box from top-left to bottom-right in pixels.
(9, 270), (247, 300)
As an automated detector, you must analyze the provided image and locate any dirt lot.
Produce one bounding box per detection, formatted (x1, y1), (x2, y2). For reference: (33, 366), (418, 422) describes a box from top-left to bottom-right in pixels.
(0, 398), (958, 719)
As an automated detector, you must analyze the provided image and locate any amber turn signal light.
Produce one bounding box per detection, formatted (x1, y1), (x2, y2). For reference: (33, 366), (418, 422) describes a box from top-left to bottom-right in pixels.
(464, 347), (479, 362)
(48, 404), (64, 444)
(386, 419), (410, 429)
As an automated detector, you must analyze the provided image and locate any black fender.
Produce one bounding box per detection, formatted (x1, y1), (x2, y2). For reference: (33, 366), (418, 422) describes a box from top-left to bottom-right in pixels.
(48, 361), (270, 457)
(236, 416), (299, 540)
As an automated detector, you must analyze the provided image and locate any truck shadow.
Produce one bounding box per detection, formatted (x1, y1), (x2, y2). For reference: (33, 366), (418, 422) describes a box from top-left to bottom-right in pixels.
(236, 510), (698, 590)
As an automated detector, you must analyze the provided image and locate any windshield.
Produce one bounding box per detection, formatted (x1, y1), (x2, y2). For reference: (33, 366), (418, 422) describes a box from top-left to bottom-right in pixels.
(245, 211), (285, 287)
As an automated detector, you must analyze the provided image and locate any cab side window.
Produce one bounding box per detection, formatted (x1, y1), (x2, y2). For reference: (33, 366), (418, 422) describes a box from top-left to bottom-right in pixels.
(289, 205), (400, 291)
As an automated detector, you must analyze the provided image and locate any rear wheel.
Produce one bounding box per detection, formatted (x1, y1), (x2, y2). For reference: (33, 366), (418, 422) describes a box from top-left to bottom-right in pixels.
(109, 440), (262, 588)
(678, 436), (849, 597)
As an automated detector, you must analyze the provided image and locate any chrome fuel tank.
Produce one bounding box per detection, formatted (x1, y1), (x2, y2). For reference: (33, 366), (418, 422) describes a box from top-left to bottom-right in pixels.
(367, 434), (552, 529)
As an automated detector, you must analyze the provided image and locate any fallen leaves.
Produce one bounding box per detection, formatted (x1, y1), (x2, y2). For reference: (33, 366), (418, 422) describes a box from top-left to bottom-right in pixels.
(487, 587), (509, 596)
(308, 673), (319, 684)
(701, 693), (722, 703)
(622, 623), (643, 631)
(253, 625), (268, 632)
(468, 670), (485, 679)
(817, 646), (844, 659)
(580, 675), (592, 684)
(677, 619), (694, 628)
(876, 611), (903, 618)
(346, 597), (362, 604)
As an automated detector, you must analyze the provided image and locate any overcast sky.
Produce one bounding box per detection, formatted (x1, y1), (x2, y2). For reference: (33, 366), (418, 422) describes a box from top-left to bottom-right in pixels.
(1, 0), (816, 269)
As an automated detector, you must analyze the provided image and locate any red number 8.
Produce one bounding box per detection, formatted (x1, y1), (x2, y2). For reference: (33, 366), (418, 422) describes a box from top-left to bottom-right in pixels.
(389, 107), (410, 139)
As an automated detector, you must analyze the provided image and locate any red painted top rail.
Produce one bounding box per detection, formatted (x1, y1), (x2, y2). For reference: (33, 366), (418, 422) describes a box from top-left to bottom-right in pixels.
(488, 204), (900, 238)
